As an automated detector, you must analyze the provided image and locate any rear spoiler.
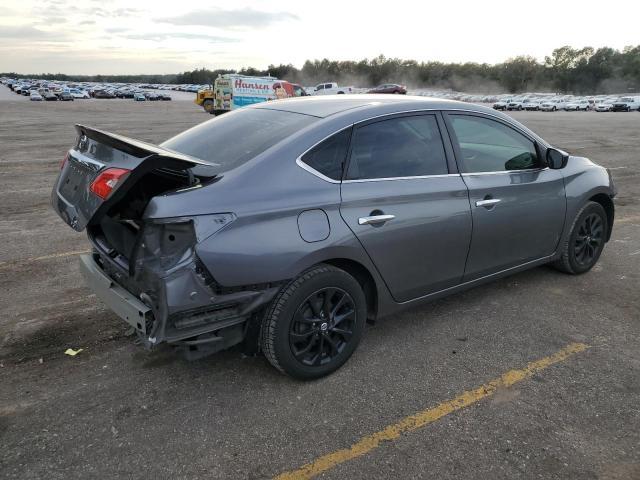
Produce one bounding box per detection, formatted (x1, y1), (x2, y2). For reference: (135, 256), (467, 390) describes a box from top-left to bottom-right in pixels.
(75, 124), (214, 167)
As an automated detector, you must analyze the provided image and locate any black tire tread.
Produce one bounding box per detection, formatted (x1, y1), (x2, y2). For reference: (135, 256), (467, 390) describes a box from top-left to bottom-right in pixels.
(260, 264), (340, 374)
(553, 201), (606, 274)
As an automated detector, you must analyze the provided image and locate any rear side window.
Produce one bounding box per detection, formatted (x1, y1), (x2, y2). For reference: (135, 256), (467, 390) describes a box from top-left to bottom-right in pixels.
(161, 109), (317, 174)
(448, 115), (539, 173)
(346, 115), (448, 180)
(301, 129), (351, 180)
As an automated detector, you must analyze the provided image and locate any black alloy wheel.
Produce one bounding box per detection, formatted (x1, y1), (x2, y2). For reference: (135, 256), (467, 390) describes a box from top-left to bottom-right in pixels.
(261, 264), (366, 379)
(573, 213), (604, 267)
(289, 287), (355, 367)
(553, 201), (608, 274)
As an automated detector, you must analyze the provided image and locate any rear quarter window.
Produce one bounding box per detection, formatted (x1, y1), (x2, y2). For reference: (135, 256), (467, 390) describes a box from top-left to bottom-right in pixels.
(300, 128), (351, 180)
(161, 109), (317, 174)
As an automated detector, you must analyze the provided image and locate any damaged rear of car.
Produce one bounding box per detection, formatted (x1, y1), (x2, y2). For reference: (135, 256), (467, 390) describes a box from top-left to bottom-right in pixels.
(52, 109), (319, 360)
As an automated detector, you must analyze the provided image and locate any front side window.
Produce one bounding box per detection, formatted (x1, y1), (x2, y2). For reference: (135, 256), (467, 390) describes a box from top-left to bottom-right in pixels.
(346, 115), (448, 180)
(448, 115), (539, 173)
(300, 128), (351, 180)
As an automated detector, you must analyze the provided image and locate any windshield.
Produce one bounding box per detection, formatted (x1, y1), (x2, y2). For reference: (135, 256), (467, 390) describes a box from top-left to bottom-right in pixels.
(161, 108), (318, 175)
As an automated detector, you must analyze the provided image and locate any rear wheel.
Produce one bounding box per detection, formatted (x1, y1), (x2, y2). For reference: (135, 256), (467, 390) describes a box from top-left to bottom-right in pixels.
(261, 264), (366, 379)
(553, 201), (608, 274)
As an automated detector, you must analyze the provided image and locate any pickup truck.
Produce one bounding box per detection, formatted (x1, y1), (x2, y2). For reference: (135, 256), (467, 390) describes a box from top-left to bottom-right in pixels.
(311, 82), (354, 95)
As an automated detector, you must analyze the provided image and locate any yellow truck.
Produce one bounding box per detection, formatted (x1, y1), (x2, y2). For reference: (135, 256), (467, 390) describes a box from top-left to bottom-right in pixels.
(195, 74), (307, 115)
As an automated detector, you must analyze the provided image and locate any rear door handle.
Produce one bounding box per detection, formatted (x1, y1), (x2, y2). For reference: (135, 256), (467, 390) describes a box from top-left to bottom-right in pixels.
(475, 198), (501, 208)
(358, 214), (395, 225)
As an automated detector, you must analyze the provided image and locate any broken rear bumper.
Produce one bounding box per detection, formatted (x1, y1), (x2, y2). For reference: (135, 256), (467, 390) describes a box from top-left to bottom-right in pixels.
(80, 252), (281, 358)
(79, 254), (153, 334)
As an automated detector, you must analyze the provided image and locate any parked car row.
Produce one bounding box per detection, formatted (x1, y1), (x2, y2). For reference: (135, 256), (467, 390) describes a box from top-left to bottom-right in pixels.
(2, 77), (173, 102)
(493, 94), (640, 112)
(7, 81), (90, 101)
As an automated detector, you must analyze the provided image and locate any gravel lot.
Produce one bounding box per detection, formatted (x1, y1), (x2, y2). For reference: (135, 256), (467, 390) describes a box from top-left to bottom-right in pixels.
(1, 87), (639, 479)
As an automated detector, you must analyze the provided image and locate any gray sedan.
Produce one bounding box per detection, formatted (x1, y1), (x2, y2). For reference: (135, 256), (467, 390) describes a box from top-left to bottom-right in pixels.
(51, 96), (616, 379)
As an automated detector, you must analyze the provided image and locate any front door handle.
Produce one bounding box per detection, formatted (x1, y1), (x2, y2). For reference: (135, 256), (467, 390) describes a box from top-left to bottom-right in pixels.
(475, 198), (501, 208)
(358, 214), (395, 226)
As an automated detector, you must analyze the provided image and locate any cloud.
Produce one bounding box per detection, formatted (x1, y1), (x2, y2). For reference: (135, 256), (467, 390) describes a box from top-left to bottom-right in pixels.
(122, 32), (238, 43)
(0, 25), (66, 41)
(38, 16), (68, 24)
(88, 6), (141, 17)
(157, 8), (298, 29)
(79, 20), (96, 25)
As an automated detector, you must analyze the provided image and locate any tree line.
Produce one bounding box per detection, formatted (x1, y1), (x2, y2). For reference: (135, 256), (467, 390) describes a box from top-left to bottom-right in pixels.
(4, 45), (640, 94)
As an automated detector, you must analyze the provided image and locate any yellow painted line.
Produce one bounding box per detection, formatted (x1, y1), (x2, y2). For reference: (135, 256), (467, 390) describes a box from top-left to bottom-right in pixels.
(274, 342), (590, 480)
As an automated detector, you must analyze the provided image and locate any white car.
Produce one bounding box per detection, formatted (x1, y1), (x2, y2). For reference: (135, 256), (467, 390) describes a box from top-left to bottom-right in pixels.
(506, 98), (527, 110)
(565, 99), (591, 111)
(523, 100), (542, 111)
(311, 82), (354, 95)
(595, 99), (617, 112)
(492, 99), (511, 111)
(29, 91), (43, 101)
(540, 99), (566, 111)
(69, 88), (90, 99)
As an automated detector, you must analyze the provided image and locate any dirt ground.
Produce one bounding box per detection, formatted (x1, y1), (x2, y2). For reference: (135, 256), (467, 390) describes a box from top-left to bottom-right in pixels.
(1, 87), (639, 479)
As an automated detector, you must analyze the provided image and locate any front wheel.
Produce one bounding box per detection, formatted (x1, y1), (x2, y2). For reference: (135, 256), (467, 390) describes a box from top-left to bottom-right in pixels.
(203, 99), (214, 113)
(261, 264), (367, 379)
(553, 201), (608, 274)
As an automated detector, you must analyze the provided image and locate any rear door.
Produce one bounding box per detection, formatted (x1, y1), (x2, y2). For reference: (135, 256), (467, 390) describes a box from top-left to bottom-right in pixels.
(339, 112), (472, 302)
(443, 112), (566, 280)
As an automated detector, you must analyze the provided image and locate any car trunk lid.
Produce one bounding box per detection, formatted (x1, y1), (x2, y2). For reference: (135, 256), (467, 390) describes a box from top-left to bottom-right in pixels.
(51, 124), (214, 232)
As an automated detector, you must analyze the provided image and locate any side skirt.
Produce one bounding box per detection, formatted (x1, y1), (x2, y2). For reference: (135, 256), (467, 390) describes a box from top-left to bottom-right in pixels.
(380, 254), (557, 316)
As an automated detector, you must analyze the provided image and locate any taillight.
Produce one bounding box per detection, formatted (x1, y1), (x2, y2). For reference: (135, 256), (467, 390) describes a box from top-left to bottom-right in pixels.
(89, 167), (131, 200)
(60, 152), (69, 170)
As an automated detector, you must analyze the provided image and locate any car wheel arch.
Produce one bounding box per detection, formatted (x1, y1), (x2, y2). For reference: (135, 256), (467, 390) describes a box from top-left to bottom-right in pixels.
(321, 258), (378, 322)
(589, 193), (614, 241)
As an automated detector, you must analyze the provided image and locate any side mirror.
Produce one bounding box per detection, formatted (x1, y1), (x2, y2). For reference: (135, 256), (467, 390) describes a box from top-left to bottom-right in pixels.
(546, 147), (569, 169)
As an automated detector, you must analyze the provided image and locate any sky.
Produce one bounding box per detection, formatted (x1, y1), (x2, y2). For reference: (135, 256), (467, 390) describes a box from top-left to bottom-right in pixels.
(1, 0), (639, 75)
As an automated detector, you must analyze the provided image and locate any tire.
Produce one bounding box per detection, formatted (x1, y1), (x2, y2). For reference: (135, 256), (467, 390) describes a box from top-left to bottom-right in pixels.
(553, 106), (557, 111)
(202, 99), (214, 113)
(261, 264), (367, 379)
(553, 201), (608, 275)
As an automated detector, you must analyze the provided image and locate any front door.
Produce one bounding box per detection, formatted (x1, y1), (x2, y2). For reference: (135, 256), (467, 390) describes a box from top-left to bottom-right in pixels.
(444, 112), (566, 280)
(339, 113), (472, 302)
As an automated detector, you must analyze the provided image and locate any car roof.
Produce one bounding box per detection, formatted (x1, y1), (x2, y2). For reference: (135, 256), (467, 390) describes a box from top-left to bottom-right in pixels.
(251, 94), (497, 118)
